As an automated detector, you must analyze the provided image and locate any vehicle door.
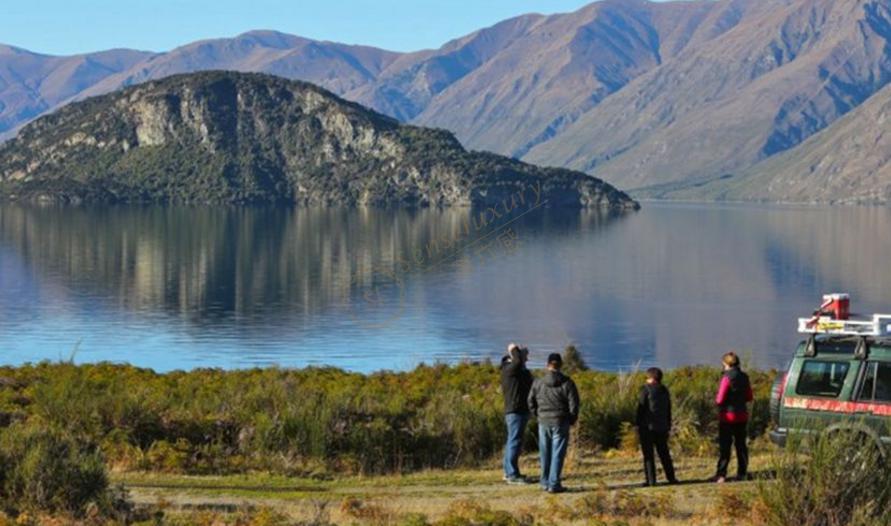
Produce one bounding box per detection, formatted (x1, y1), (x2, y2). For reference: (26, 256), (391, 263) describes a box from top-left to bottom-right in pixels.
(853, 360), (891, 451)
(781, 357), (861, 435)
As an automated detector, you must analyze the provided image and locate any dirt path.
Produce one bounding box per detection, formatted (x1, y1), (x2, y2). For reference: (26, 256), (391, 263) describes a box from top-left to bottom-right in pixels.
(116, 454), (767, 524)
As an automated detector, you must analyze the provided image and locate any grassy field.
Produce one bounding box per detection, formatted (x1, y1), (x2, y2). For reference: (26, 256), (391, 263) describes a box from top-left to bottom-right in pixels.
(115, 449), (769, 525)
(0, 361), (780, 524)
(2, 361), (889, 524)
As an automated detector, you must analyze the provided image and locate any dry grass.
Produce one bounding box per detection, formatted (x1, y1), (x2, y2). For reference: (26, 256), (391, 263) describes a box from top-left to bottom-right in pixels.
(120, 452), (774, 525)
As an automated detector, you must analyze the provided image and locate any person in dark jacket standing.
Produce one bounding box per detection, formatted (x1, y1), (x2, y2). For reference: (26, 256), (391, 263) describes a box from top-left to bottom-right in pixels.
(501, 343), (534, 484)
(527, 353), (580, 493)
(714, 352), (754, 483)
(636, 367), (678, 486)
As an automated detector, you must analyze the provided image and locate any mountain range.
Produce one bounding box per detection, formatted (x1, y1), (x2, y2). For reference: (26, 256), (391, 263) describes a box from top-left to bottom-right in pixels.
(2, 0), (891, 203)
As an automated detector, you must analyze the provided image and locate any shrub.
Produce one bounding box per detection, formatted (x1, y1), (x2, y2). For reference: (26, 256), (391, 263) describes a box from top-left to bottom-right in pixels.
(243, 506), (294, 526)
(145, 439), (191, 473)
(574, 370), (642, 450)
(753, 430), (891, 526)
(562, 345), (589, 374)
(339, 498), (393, 524)
(668, 396), (713, 457)
(615, 421), (640, 458)
(0, 362), (773, 476)
(0, 422), (115, 517)
(435, 500), (530, 526)
(575, 485), (676, 520)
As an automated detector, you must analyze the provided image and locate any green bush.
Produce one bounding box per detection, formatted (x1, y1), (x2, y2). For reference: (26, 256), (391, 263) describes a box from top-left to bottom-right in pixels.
(575, 370), (641, 450)
(0, 422), (114, 517)
(562, 345), (589, 374)
(754, 429), (891, 526)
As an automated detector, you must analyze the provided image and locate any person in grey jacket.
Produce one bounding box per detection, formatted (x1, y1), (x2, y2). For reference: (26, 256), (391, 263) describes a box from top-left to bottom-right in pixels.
(527, 353), (580, 493)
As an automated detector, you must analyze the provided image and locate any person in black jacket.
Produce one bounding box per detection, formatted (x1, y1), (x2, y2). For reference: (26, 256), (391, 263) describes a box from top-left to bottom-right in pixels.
(636, 367), (678, 486)
(528, 353), (580, 493)
(501, 343), (534, 484)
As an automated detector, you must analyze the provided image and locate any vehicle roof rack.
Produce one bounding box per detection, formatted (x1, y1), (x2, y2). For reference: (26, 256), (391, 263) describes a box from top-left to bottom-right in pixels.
(797, 294), (891, 359)
(798, 314), (891, 337)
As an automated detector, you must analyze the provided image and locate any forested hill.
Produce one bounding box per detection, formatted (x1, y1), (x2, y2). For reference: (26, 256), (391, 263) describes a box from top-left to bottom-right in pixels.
(0, 71), (637, 208)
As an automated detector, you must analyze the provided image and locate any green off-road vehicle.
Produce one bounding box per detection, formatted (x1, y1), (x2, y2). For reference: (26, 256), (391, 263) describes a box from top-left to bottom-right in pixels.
(769, 294), (891, 455)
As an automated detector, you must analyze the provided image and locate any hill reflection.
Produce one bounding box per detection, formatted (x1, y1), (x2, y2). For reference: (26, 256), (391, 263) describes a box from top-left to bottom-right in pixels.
(0, 205), (623, 370)
(2, 203), (889, 372)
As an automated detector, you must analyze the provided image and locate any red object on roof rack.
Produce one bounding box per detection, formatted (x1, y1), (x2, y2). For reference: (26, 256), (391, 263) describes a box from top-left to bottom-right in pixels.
(799, 293), (891, 337)
(820, 293), (849, 321)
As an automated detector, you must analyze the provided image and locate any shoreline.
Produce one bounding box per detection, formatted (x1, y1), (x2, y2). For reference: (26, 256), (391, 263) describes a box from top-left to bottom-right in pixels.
(0, 357), (774, 376)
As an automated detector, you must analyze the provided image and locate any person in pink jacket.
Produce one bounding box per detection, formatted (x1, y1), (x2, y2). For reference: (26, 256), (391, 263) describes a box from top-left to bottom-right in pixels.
(714, 352), (754, 483)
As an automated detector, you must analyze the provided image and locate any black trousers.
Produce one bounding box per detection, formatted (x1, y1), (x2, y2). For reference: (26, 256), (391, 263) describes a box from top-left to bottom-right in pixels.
(716, 422), (749, 479)
(639, 429), (676, 485)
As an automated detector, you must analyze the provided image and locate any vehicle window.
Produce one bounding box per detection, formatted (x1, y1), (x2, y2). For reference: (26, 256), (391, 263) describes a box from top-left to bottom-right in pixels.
(858, 362), (891, 403)
(796, 360), (851, 397)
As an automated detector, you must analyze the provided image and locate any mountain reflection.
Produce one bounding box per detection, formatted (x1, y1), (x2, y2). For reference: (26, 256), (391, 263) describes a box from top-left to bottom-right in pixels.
(0, 205), (621, 353)
(2, 203), (889, 372)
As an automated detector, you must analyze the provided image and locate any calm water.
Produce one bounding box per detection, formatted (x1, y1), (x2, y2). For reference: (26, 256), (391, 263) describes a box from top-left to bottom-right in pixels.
(1, 202), (890, 373)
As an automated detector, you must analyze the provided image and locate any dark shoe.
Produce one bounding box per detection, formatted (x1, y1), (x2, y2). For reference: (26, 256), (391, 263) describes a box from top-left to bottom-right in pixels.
(667, 478), (680, 485)
(641, 482), (654, 488)
(547, 485), (567, 494)
(506, 476), (532, 485)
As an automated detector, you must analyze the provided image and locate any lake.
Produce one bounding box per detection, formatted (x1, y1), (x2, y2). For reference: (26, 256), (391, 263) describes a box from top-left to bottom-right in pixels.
(1, 202), (890, 373)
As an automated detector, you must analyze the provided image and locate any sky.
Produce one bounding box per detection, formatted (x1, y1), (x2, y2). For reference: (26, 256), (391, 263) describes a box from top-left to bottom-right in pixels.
(0, 0), (662, 56)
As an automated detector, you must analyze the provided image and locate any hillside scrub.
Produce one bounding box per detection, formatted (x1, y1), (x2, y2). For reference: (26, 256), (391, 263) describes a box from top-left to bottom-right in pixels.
(0, 361), (773, 476)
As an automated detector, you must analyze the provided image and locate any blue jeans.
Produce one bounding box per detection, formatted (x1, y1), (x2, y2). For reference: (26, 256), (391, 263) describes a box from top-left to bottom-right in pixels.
(538, 422), (571, 489)
(503, 412), (529, 478)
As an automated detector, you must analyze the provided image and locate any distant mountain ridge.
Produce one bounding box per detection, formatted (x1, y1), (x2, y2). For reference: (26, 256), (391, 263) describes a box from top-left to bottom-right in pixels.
(0, 44), (155, 137)
(0, 71), (637, 208)
(3, 0), (891, 203)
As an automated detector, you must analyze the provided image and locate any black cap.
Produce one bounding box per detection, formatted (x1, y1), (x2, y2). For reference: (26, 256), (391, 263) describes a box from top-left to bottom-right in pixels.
(547, 353), (563, 366)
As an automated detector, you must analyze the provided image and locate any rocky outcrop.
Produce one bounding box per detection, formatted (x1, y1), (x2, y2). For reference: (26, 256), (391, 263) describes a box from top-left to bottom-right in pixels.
(0, 71), (637, 209)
